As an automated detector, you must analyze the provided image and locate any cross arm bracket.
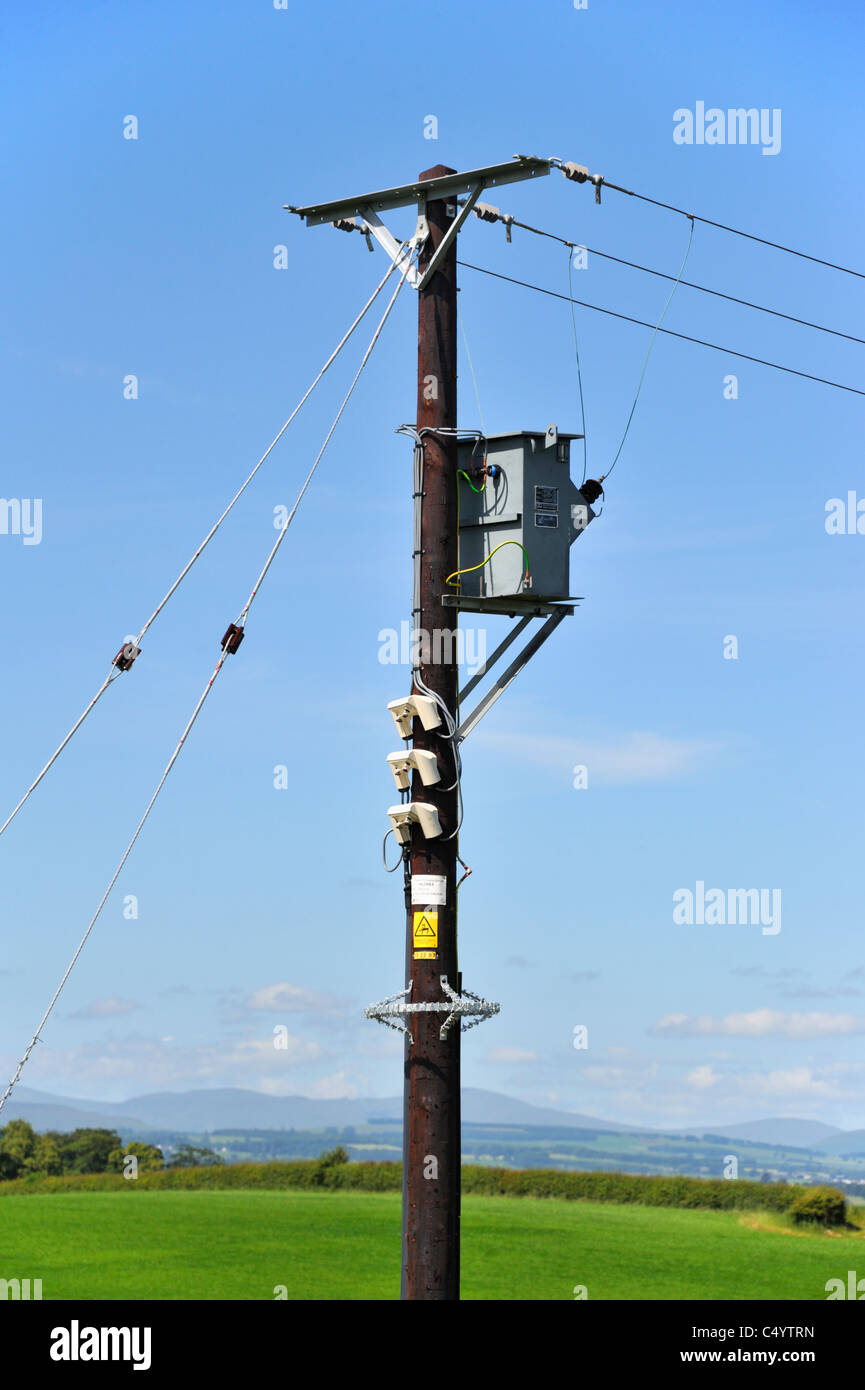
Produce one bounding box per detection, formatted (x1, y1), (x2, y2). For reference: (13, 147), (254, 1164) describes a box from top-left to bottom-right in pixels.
(283, 155), (552, 290)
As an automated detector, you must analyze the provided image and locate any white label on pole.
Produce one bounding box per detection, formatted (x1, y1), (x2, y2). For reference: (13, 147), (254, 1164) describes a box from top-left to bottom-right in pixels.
(411, 874), (447, 906)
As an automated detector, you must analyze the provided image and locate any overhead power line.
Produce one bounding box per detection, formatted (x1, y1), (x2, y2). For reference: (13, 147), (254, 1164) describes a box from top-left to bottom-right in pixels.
(457, 260), (865, 398)
(0, 259), (400, 844)
(600, 179), (865, 281)
(0, 253), (413, 1118)
(498, 215), (865, 347)
(547, 157), (865, 280)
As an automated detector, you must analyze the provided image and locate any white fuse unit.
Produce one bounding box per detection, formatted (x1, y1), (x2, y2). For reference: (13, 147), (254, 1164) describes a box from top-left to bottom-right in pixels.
(386, 749), (441, 791)
(387, 803), (442, 845)
(387, 694), (442, 739)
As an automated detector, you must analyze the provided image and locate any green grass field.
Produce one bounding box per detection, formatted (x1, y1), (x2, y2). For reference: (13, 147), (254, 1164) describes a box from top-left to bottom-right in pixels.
(2, 1189), (863, 1300)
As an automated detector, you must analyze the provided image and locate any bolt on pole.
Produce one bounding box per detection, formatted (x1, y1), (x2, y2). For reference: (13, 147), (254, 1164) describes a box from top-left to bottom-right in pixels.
(403, 165), (461, 1301)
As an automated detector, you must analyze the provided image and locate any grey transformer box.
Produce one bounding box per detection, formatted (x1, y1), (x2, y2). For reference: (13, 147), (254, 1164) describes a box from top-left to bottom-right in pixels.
(455, 428), (595, 602)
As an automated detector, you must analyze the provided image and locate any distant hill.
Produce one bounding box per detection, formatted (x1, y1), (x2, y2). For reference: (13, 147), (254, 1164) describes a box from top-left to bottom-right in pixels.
(693, 1118), (843, 1149)
(7, 1087), (865, 1184)
(5, 1088), (856, 1155)
(813, 1129), (865, 1157)
(0, 1098), (150, 1133)
(4, 1086), (634, 1135)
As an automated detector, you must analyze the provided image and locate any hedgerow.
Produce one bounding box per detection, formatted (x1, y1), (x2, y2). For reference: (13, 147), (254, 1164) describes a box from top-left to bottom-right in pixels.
(0, 1157), (844, 1218)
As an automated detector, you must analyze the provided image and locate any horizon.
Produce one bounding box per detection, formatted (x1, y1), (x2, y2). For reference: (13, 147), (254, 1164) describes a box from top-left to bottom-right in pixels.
(6, 1081), (857, 1139)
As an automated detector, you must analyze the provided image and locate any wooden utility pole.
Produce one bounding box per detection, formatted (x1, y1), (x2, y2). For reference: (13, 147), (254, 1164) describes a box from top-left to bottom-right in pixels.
(285, 153), (556, 1301)
(403, 164), (461, 1301)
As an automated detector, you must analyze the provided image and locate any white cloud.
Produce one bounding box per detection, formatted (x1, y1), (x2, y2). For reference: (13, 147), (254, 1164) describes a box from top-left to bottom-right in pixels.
(228, 1035), (322, 1065)
(653, 1010), (865, 1040)
(305, 1071), (359, 1100)
(584, 1060), (658, 1087)
(4, 1030), (322, 1092)
(735, 1068), (842, 1101)
(70, 997), (142, 1019)
(567, 1044), (865, 1122)
(687, 1065), (719, 1090)
(252, 1071), (355, 1100)
(474, 729), (723, 784)
(246, 982), (346, 1015)
(684, 1066), (843, 1103)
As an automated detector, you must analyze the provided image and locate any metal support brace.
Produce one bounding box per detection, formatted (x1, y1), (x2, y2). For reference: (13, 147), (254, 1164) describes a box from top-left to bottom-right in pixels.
(456, 608), (571, 742)
(458, 615), (532, 705)
(356, 206), (424, 287)
(356, 182), (486, 290)
(415, 182), (483, 290)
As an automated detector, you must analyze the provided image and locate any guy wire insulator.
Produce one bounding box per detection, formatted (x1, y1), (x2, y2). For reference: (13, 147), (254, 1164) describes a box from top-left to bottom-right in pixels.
(112, 642), (141, 672)
(221, 623), (245, 654)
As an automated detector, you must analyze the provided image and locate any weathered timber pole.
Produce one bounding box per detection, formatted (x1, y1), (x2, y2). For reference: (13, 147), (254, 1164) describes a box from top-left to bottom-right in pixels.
(402, 164), (461, 1301)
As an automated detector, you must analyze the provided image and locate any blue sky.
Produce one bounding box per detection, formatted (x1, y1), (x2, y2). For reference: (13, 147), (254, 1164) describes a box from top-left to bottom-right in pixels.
(1, 0), (863, 1130)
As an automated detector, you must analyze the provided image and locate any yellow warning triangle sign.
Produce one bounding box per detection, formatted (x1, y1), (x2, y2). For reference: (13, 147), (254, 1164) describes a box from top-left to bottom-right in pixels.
(412, 910), (439, 948)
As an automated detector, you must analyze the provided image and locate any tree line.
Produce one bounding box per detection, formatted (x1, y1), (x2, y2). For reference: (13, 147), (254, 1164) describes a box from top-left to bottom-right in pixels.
(0, 1119), (222, 1179)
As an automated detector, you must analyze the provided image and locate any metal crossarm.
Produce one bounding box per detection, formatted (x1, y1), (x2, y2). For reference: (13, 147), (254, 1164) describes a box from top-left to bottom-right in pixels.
(284, 156), (551, 227)
(285, 156), (552, 292)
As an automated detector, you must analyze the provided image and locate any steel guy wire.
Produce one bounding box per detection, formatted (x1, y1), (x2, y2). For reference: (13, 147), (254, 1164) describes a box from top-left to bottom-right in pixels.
(0, 250), (413, 1117)
(0, 259), (399, 843)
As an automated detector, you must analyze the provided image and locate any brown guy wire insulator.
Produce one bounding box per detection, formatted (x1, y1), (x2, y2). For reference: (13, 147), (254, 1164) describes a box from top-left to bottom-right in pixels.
(220, 623), (245, 655)
(112, 641), (141, 672)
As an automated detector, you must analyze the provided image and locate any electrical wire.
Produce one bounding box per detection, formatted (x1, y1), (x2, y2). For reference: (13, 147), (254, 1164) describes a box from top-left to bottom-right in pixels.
(446, 540), (530, 589)
(586, 244), (865, 348)
(606, 215), (694, 479)
(597, 177), (865, 281)
(382, 829), (403, 872)
(475, 209), (865, 346)
(457, 261), (865, 399)
(413, 664), (464, 839)
(456, 854), (472, 891)
(567, 247), (589, 485)
(395, 422), (496, 854)
(0, 260), (401, 844)
(459, 469), (486, 493)
(0, 250), (413, 1118)
(457, 298), (486, 433)
(402, 428), (465, 842)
